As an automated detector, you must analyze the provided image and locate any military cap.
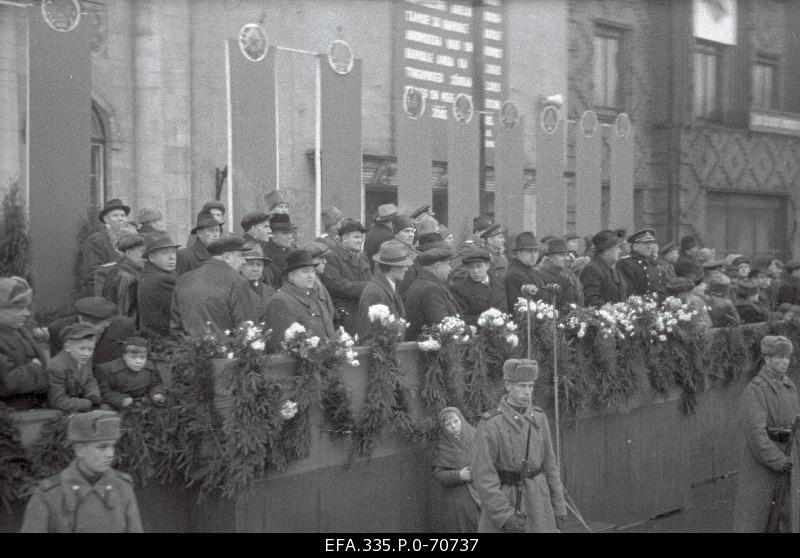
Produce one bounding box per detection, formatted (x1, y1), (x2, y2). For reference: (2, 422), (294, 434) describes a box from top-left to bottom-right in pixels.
(391, 214), (414, 232)
(761, 335), (793, 358)
(302, 241), (330, 260)
(269, 213), (294, 232)
(284, 250), (318, 273)
(67, 410), (121, 444)
(201, 200), (226, 215)
(191, 211), (223, 235)
(736, 278), (758, 297)
(60, 322), (97, 342)
(410, 204), (434, 219)
(375, 204), (399, 222)
(206, 236), (247, 255)
(628, 229), (657, 244)
(242, 242), (270, 262)
(117, 233), (144, 252)
(665, 277), (695, 295)
(142, 231), (180, 256)
(240, 212), (270, 232)
(417, 247), (455, 266)
(659, 241), (678, 257)
(473, 216), (493, 233)
(460, 246), (491, 264)
(0, 276), (32, 309)
(338, 219), (367, 237)
(373, 240), (415, 267)
(785, 260), (800, 273)
(264, 190), (288, 211)
(321, 206), (344, 230)
(511, 231), (542, 252)
(480, 224), (504, 240)
(680, 235), (698, 251)
(417, 233), (445, 252)
(98, 198), (130, 222)
(731, 255), (750, 267)
(502, 358), (539, 382)
(546, 238), (572, 255)
(122, 336), (148, 351)
(75, 297), (117, 320)
(592, 230), (624, 253)
(135, 207), (163, 226)
(414, 214), (439, 236)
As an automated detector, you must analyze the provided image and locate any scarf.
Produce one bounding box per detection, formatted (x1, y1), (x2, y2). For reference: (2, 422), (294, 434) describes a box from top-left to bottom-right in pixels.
(432, 407), (480, 504)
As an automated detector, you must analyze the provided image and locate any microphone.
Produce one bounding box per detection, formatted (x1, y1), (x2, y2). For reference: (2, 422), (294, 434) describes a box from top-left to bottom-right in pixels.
(520, 284), (538, 296)
(543, 283), (562, 293)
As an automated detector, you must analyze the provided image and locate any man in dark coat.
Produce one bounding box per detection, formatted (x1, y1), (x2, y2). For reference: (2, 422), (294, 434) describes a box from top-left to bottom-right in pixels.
(321, 219), (372, 335)
(171, 236), (255, 339)
(137, 231), (180, 337)
(405, 247), (461, 340)
(240, 242), (275, 324)
(617, 229), (662, 298)
(356, 240), (413, 342)
(264, 250), (336, 352)
(177, 211), (221, 275)
(241, 211), (275, 286)
(94, 233), (145, 320)
(185, 200), (226, 246)
(264, 214), (295, 289)
(733, 279), (778, 324)
(451, 246), (507, 326)
(504, 232), (544, 311)
(674, 235), (704, 285)
(579, 230), (628, 307)
(316, 206), (344, 251)
(704, 275), (741, 327)
(657, 241), (678, 294)
(733, 335), (799, 532)
(81, 199), (131, 295)
(775, 260), (800, 307)
(0, 277), (48, 410)
(530, 238), (580, 311)
(48, 297), (136, 370)
(364, 204), (398, 270)
(398, 232), (439, 300)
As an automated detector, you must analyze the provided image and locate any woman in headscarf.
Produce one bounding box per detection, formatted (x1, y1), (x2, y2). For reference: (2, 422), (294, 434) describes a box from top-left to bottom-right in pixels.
(432, 407), (480, 532)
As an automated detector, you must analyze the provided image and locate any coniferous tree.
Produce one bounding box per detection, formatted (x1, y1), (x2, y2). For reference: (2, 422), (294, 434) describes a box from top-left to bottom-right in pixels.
(0, 180), (33, 284)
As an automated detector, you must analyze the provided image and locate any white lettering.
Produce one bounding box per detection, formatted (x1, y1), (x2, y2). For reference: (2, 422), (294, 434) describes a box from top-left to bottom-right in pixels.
(445, 38), (462, 51)
(450, 74), (472, 87)
(463, 41), (473, 53)
(436, 54), (454, 67)
(485, 139), (495, 148)
(442, 19), (470, 34)
(441, 91), (455, 103)
(485, 129), (494, 138)
(432, 105), (448, 119)
(483, 11), (502, 23)
(484, 28), (503, 41)
(485, 81), (501, 92)
(485, 63), (502, 75)
(484, 0), (501, 7)
(450, 4), (472, 17)
(405, 0), (446, 11)
(429, 89), (440, 100)
(485, 98), (501, 110)
(485, 115), (494, 126)
(405, 29), (443, 47)
(405, 66), (445, 83)
(457, 57), (469, 69)
(404, 48), (435, 63)
(484, 46), (503, 58)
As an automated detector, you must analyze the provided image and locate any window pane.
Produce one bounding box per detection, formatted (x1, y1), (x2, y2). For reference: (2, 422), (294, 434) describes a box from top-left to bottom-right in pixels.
(752, 64), (762, 109)
(706, 53), (716, 117)
(694, 52), (705, 117)
(764, 65), (773, 110)
(606, 37), (618, 107)
(594, 36), (606, 106)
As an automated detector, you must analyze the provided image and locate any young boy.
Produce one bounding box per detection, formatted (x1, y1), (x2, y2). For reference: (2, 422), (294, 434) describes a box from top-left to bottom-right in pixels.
(95, 337), (166, 410)
(46, 322), (102, 413)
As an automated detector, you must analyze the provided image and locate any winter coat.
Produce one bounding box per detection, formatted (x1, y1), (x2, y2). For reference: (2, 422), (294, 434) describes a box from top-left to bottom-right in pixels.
(579, 255), (628, 308)
(471, 397), (566, 532)
(617, 250), (662, 298)
(364, 223), (394, 271)
(137, 262), (176, 337)
(81, 228), (120, 294)
(242, 232), (275, 286)
(0, 325), (48, 410)
(176, 240), (210, 276)
(21, 461), (143, 533)
(46, 351), (101, 413)
(450, 275), (507, 326)
(321, 243), (372, 335)
(356, 271), (406, 343)
(530, 261), (580, 312)
(263, 281), (336, 353)
(733, 366), (799, 532)
(776, 276), (800, 307)
(734, 300), (776, 324)
(48, 316), (136, 370)
(94, 256), (141, 321)
(170, 259), (256, 339)
(674, 251), (704, 284)
(657, 258), (677, 289)
(264, 239), (292, 289)
(94, 357), (165, 410)
(405, 269), (462, 341)
(504, 257), (541, 312)
(706, 294), (741, 327)
(245, 280), (276, 324)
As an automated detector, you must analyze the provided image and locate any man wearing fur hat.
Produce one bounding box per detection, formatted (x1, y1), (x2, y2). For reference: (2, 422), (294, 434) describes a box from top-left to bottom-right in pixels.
(579, 230), (628, 308)
(264, 190), (289, 216)
(0, 277), (48, 410)
(471, 358), (567, 533)
(405, 246), (462, 340)
(733, 335), (799, 532)
(81, 199), (132, 295)
(365, 204), (398, 270)
(674, 235), (704, 285)
(21, 410), (143, 532)
(617, 229), (662, 299)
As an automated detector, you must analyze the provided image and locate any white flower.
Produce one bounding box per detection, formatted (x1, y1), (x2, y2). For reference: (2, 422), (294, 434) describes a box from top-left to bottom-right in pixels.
(351, 360), (360, 367)
(418, 338), (442, 352)
(227, 351), (235, 360)
(250, 339), (265, 351)
(658, 335), (667, 342)
(506, 334), (519, 347)
(307, 336), (320, 348)
(368, 304), (391, 323)
(280, 400), (298, 420)
(284, 322), (306, 342)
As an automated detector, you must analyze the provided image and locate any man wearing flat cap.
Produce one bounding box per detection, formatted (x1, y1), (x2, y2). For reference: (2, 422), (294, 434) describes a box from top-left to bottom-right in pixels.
(171, 236), (255, 339)
(177, 211), (222, 275)
(450, 246), (507, 326)
(241, 211), (275, 286)
(81, 199), (132, 295)
(134, 207), (164, 234)
(365, 204), (398, 270)
(674, 235), (704, 285)
(48, 297), (136, 369)
(405, 246), (462, 340)
(21, 410), (143, 532)
(617, 229), (662, 298)
(579, 230), (628, 308)
(0, 277), (48, 410)
(733, 335), (800, 532)
(504, 232), (544, 311)
(321, 219), (372, 335)
(240, 242), (276, 323)
(94, 233), (145, 320)
(264, 214), (296, 288)
(471, 358), (567, 533)
(357, 240), (413, 341)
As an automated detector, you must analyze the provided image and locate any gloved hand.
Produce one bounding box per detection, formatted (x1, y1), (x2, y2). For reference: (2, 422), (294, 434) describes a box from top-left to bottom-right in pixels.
(503, 514), (527, 533)
(782, 461), (793, 473)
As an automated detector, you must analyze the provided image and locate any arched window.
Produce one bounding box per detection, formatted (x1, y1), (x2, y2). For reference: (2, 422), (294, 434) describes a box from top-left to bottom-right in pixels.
(90, 104), (107, 207)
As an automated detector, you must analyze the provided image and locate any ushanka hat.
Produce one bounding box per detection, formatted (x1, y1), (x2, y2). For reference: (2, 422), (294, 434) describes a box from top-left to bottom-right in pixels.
(761, 335), (793, 357)
(416, 247), (455, 266)
(373, 240), (414, 267)
(502, 358), (538, 382)
(67, 410), (121, 444)
(98, 198), (131, 222)
(0, 277), (32, 309)
(264, 190), (288, 211)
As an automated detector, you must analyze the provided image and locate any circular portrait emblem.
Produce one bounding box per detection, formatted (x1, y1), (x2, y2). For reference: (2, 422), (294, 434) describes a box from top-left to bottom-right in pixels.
(328, 40), (354, 75)
(615, 112), (631, 138)
(238, 24), (268, 62)
(41, 0), (81, 32)
(580, 110), (598, 138)
(403, 86), (426, 119)
(500, 101), (519, 130)
(540, 105), (559, 135)
(452, 93), (474, 124)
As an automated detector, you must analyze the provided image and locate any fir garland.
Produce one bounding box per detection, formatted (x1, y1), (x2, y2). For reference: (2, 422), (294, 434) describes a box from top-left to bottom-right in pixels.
(0, 407), (31, 512)
(0, 182), (33, 284)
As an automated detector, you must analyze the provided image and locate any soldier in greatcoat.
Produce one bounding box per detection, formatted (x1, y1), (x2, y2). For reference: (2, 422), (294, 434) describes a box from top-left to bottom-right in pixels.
(240, 242), (275, 324)
(21, 410), (143, 532)
(405, 247), (461, 340)
(450, 246), (507, 326)
(176, 211), (221, 275)
(364, 204), (398, 271)
(733, 335), (800, 532)
(617, 229), (662, 298)
(81, 199), (131, 296)
(471, 359), (567, 533)
(356, 240), (413, 342)
(504, 232), (544, 311)
(579, 230), (628, 308)
(137, 231), (180, 337)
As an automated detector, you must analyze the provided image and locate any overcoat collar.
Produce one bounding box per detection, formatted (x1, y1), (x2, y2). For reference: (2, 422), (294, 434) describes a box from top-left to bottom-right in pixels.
(59, 461), (120, 512)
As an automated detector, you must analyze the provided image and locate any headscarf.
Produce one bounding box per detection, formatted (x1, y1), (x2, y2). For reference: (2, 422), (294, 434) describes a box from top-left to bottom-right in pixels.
(432, 407), (480, 504)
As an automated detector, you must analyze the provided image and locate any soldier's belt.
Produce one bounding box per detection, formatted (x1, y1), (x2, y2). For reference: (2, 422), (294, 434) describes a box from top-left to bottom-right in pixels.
(497, 468), (543, 486)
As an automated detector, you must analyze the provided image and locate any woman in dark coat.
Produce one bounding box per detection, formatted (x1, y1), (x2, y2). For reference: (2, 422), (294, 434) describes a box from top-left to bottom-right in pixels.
(432, 407), (480, 533)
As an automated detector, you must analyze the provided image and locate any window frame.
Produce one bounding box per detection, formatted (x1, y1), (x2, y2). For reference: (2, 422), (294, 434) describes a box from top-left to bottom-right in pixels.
(90, 104), (108, 208)
(694, 40), (723, 121)
(592, 23), (625, 114)
(751, 54), (779, 112)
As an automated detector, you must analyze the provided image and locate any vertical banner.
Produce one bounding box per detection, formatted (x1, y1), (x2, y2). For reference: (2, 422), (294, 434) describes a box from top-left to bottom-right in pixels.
(493, 102), (525, 239)
(535, 106), (566, 237)
(396, 86), (432, 214)
(28, 2), (91, 312)
(446, 94), (480, 242)
(575, 110), (602, 236)
(609, 113), (634, 232)
(227, 31), (277, 233)
(319, 42), (363, 224)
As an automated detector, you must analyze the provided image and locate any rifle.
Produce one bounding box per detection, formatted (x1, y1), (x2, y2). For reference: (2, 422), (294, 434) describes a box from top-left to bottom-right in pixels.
(766, 415), (800, 533)
(515, 422), (532, 518)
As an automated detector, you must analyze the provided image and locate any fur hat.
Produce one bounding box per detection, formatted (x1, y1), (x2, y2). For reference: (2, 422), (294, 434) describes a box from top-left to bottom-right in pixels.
(321, 207), (344, 230)
(502, 358), (538, 382)
(680, 235), (698, 251)
(416, 247), (455, 266)
(206, 236), (247, 256)
(0, 277), (32, 309)
(264, 190), (287, 211)
(761, 335), (793, 358)
(592, 230), (624, 253)
(67, 411), (121, 444)
(414, 214), (439, 236)
(417, 233), (445, 252)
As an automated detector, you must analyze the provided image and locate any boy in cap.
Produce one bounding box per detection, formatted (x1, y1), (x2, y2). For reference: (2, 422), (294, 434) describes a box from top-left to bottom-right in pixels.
(471, 358), (566, 533)
(20, 410), (143, 532)
(46, 322), (103, 413)
(95, 337), (166, 411)
(733, 335), (799, 532)
(450, 246), (507, 326)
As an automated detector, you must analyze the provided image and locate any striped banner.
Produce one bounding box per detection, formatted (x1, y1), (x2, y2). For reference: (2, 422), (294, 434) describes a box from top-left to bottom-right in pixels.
(493, 108), (525, 239)
(535, 106), (566, 237)
(396, 92), (432, 216)
(609, 113), (634, 232)
(446, 100), (480, 242)
(575, 110), (602, 236)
